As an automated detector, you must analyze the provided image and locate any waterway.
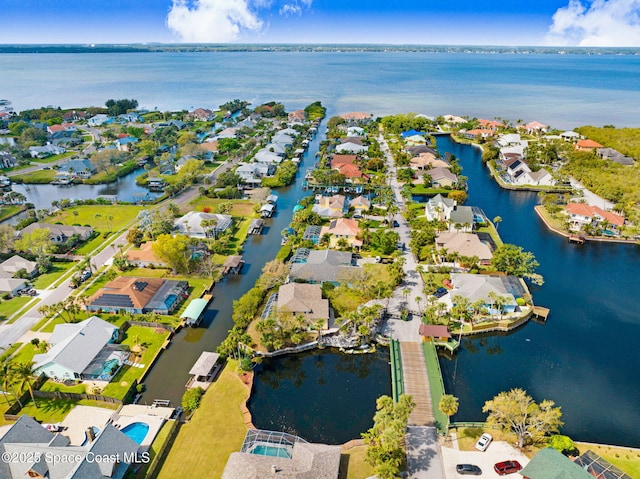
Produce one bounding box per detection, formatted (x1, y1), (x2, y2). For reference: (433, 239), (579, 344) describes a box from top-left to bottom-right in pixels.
(435, 135), (640, 447)
(138, 121), (327, 406)
(248, 349), (392, 444)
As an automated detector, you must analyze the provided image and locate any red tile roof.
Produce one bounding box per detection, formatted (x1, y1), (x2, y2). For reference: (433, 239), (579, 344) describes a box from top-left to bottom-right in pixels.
(576, 139), (603, 149)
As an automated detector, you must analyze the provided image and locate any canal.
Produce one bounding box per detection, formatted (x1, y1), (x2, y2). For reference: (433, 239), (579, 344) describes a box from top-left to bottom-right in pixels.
(139, 120), (327, 406)
(435, 135), (640, 447)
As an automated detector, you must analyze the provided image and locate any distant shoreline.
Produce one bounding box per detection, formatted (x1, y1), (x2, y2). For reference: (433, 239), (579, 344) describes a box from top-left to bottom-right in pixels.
(1, 44), (640, 55)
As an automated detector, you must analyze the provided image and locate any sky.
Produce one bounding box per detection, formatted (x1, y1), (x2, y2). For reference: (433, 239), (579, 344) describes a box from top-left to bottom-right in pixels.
(2, 0), (640, 46)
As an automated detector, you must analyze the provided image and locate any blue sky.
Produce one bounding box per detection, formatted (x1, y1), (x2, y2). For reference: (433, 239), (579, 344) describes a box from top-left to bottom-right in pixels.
(2, 0), (640, 46)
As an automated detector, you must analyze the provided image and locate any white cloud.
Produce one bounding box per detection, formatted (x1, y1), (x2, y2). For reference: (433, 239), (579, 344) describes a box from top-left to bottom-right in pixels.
(279, 4), (302, 16)
(546, 0), (640, 46)
(167, 0), (263, 42)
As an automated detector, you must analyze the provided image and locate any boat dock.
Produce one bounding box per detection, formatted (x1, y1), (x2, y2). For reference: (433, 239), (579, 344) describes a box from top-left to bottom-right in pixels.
(223, 255), (244, 275)
(185, 351), (221, 390)
(180, 294), (213, 326)
(532, 306), (550, 321)
(568, 234), (586, 244)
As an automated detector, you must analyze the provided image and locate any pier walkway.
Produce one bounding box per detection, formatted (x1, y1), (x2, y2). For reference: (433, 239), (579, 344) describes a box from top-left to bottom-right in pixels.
(400, 341), (433, 426)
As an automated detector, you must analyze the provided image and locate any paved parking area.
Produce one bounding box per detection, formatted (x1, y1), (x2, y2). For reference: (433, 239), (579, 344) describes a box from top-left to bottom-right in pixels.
(441, 441), (529, 478)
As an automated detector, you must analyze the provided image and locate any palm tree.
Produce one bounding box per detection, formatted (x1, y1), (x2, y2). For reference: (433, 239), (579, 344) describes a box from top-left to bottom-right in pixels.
(493, 216), (502, 231)
(0, 360), (16, 406)
(13, 362), (38, 408)
(439, 394), (459, 428)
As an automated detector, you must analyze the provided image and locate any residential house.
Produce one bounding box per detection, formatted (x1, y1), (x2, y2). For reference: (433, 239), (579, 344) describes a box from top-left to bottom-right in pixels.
(320, 218), (361, 248)
(520, 448), (593, 479)
(463, 128), (495, 140)
(303, 225), (322, 245)
(236, 162), (275, 184)
(222, 430), (341, 479)
(86, 276), (189, 315)
(425, 167), (458, 187)
(335, 137), (367, 154)
(28, 144), (65, 158)
(410, 152), (449, 171)
(216, 127), (238, 139)
(0, 137), (17, 147)
(118, 112), (142, 123)
(496, 133), (528, 149)
(401, 129), (424, 138)
(87, 113), (112, 126)
(404, 134), (427, 146)
(312, 195), (346, 218)
(523, 120), (548, 135)
(419, 324), (452, 342)
(575, 139), (603, 151)
(340, 111), (373, 124)
(289, 249), (358, 284)
(265, 141), (287, 156)
(187, 108), (214, 121)
(277, 283), (330, 326)
(449, 273), (521, 314)
(564, 203), (625, 232)
(0, 415), (141, 479)
(477, 119), (504, 130)
(406, 145), (438, 157)
(443, 114), (466, 125)
(597, 147), (634, 165)
(449, 205), (475, 232)
(435, 232), (493, 265)
(0, 151), (17, 168)
(560, 130), (580, 141)
(349, 195), (371, 217)
(425, 194), (456, 221)
(0, 254), (38, 278)
(174, 211), (233, 238)
(126, 241), (167, 268)
(20, 223), (94, 244)
(254, 149), (284, 165)
(346, 126), (365, 136)
(288, 109), (306, 123)
(58, 158), (96, 178)
(33, 316), (125, 381)
(0, 277), (28, 296)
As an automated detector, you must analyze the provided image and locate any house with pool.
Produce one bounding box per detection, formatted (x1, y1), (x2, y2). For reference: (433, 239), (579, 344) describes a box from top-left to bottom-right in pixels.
(85, 276), (189, 315)
(33, 316), (126, 381)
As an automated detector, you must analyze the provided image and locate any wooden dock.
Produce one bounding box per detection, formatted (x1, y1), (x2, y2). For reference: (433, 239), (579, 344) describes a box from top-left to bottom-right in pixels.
(568, 234), (586, 244)
(532, 306), (550, 321)
(399, 342), (434, 426)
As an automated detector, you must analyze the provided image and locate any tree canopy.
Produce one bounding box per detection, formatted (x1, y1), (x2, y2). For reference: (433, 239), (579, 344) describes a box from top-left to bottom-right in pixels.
(482, 388), (563, 447)
(491, 243), (543, 285)
(152, 234), (190, 274)
(105, 98), (138, 116)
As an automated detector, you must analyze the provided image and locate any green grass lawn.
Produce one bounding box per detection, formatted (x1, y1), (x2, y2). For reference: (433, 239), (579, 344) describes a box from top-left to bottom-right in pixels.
(17, 398), (118, 424)
(73, 233), (109, 255)
(135, 419), (177, 478)
(189, 197), (259, 217)
(31, 261), (77, 289)
(101, 325), (169, 400)
(575, 442), (640, 478)
(409, 185), (451, 195)
(12, 169), (56, 183)
(40, 379), (87, 394)
(340, 446), (375, 479)
(0, 205), (26, 222)
(0, 296), (33, 321)
(0, 343), (21, 362)
(9, 343), (39, 364)
(157, 360), (249, 479)
(50, 204), (147, 232)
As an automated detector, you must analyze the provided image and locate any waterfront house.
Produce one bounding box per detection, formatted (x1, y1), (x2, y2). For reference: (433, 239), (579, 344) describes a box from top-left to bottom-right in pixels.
(424, 194), (456, 222)
(424, 167), (458, 188)
(463, 128), (495, 140)
(174, 211), (233, 238)
(406, 144), (438, 157)
(126, 241), (167, 268)
(312, 195), (346, 218)
(277, 283), (330, 326)
(523, 120), (548, 135)
(419, 324), (452, 342)
(449, 206), (475, 232)
(435, 232), (493, 265)
(410, 152), (449, 171)
(303, 225), (322, 245)
(335, 138), (367, 154)
(449, 273), (520, 314)
(0, 415), (140, 479)
(349, 195), (371, 217)
(443, 114), (466, 125)
(33, 316), (125, 381)
(404, 134), (427, 146)
(0, 254), (38, 278)
(288, 109), (306, 123)
(236, 162), (276, 184)
(564, 203), (625, 232)
(254, 149), (284, 165)
(222, 429), (341, 479)
(346, 126), (365, 136)
(20, 223), (94, 244)
(288, 249), (357, 284)
(115, 136), (139, 152)
(320, 218), (362, 248)
(477, 119), (504, 131)
(340, 111), (373, 124)
(520, 448), (593, 479)
(187, 108), (214, 121)
(86, 276), (189, 315)
(58, 158), (96, 178)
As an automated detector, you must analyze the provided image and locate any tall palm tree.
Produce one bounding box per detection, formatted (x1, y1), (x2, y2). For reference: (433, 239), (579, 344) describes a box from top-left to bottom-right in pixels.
(0, 360), (16, 406)
(13, 362), (38, 408)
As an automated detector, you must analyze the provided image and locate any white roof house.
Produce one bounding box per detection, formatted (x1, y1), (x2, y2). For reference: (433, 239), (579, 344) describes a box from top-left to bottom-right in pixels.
(174, 211), (233, 238)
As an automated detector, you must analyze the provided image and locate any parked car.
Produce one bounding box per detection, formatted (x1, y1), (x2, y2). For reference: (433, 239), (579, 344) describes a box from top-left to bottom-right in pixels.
(475, 432), (493, 451)
(494, 460), (522, 475)
(456, 464), (482, 475)
(18, 288), (36, 296)
(79, 270), (92, 281)
(392, 220), (400, 228)
(433, 287), (448, 299)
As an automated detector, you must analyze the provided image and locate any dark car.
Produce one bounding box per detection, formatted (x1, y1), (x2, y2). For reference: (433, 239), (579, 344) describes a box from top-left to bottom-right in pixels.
(494, 460), (522, 475)
(80, 270), (92, 281)
(433, 287), (448, 298)
(392, 220), (400, 228)
(456, 464), (482, 475)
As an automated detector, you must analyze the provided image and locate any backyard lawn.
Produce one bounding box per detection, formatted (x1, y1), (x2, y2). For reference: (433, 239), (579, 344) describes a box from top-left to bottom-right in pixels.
(101, 325), (170, 400)
(156, 361), (248, 479)
(17, 398), (118, 424)
(189, 197), (259, 217)
(339, 446), (375, 479)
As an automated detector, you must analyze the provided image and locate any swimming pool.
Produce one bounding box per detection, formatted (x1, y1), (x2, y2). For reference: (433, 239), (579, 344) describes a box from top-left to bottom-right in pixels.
(121, 422), (150, 444)
(250, 444), (292, 458)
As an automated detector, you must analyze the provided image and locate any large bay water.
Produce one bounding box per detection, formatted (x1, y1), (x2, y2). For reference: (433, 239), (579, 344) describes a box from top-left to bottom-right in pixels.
(1, 50), (639, 446)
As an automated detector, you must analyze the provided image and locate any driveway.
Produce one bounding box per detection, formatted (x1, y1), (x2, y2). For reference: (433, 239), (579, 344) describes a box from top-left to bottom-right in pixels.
(441, 441), (529, 479)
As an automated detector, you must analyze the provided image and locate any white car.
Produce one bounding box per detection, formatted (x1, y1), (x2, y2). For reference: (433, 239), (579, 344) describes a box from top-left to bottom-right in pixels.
(475, 432), (493, 451)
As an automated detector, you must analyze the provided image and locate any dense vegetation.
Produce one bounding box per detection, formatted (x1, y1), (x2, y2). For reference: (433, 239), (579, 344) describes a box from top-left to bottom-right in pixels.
(303, 101), (326, 121)
(575, 126), (640, 160)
